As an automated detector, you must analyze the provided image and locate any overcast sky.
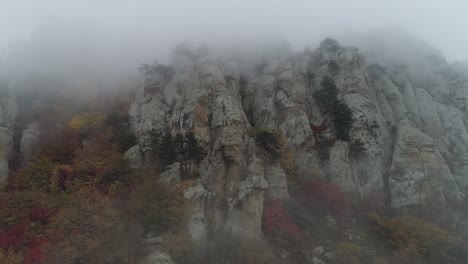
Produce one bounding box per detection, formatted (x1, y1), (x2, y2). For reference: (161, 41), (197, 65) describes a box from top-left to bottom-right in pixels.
(1, 0), (467, 64)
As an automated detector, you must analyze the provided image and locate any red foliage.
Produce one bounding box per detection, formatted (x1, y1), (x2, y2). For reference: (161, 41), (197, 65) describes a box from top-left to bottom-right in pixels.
(310, 122), (329, 136)
(38, 125), (79, 163)
(300, 180), (351, 219)
(24, 245), (43, 264)
(29, 208), (57, 225)
(262, 200), (304, 242)
(0, 220), (29, 251)
(358, 193), (385, 214)
(0, 220), (48, 263)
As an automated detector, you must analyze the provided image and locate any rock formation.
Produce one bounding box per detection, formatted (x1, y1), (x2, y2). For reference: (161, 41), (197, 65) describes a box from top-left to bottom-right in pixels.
(128, 39), (468, 244)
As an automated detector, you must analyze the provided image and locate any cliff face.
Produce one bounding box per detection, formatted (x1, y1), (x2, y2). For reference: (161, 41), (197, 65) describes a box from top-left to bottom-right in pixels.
(0, 88), (17, 181)
(128, 40), (468, 241)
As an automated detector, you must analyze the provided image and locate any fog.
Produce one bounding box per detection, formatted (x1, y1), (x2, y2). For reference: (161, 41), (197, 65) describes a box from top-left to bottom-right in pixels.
(1, 0), (468, 90)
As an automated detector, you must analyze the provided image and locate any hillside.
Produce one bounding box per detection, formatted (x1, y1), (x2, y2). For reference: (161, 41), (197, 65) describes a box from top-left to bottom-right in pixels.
(1, 36), (468, 263)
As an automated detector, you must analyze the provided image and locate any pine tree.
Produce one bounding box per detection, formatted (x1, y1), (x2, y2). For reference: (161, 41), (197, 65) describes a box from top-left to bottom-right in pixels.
(184, 132), (205, 163)
(314, 76), (353, 142)
(173, 133), (184, 161)
(159, 131), (175, 170)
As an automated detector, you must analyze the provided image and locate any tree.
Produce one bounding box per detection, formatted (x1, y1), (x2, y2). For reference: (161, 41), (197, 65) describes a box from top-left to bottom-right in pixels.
(184, 132), (205, 163)
(328, 60), (340, 76)
(43, 186), (120, 264)
(333, 101), (353, 141)
(249, 128), (281, 160)
(314, 76), (353, 141)
(173, 133), (185, 160)
(125, 179), (186, 234)
(320, 38), (341, 52)
(159, 131), (176, 170)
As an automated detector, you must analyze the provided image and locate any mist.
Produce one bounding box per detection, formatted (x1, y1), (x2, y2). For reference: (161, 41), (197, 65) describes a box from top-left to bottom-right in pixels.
(1, 0), (468, 91)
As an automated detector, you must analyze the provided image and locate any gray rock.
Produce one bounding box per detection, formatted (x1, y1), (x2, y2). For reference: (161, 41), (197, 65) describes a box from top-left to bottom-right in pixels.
(311, 256), (326, 264)
(139, 251), (174, 264)
(160, 162), (182, 187)
(124, 145), (144, 170)
(323, 252), (336, 260)
(389, 121), (463, 208)
(20, 122), (40, 165)
(313, 246), (325, 256)
(327, 215), (336, 227)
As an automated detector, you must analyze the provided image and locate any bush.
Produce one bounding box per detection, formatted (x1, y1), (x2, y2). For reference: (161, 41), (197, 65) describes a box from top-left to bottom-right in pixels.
(336, 242), (363, 264)
(262, 200), (304, 244)
(72, 139), (130, 187)
(126, 179), (186, 234)
(371, 214), (448, 253)
(0, 248), (22, 264)
(14, 158), (57, 192)
(249, 128), (281, 159)
(37, 125), (80, 163)
(299, 180), (352, 220)
(43, 186), (120, 264)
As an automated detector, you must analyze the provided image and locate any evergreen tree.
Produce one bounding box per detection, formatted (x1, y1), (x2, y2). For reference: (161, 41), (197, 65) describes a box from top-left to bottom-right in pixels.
(159, 131), (176, 170)
(184, 132), (205, 163)
(173, 133), (184, 161)
(314, 76), (353, 142)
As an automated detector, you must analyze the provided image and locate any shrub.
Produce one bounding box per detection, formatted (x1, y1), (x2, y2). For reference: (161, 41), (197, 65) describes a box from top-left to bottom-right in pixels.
(0, 248), (22, 264)
(299, 180), (352, 219)
(371, 213), (451, 255)
(68, 112), (105, 137)
(336, 242), (363, 264)
(262, 200), (304, 244)
(126, 179), (186, 234)
(43, 186), (120, 264)
(14, 158), (56, 192)
(38, 126), (80, 163)
(72, 140), (130, 187)
(0, 220), (47, 264)
(249, 128), (281, 159)
(0, 191), (57, 227)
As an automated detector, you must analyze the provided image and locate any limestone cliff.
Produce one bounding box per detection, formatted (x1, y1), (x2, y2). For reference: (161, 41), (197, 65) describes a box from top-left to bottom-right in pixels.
(0, 86), (17, 181)
(128, 39), (468, 243)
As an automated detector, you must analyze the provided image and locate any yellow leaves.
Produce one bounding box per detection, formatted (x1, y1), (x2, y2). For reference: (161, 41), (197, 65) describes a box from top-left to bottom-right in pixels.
(125, 178), (187, 234)
(0, 248), (23, 264)
(371, 213), (451, 256)
(44, 186), (120, 264)
(336, 242), (363, 264)
(68, 112), (105, 133)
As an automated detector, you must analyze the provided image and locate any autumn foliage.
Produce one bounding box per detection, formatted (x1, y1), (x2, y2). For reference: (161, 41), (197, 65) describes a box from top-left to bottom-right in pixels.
(262, 200), (304, 243)
(298, 180), (352, 219)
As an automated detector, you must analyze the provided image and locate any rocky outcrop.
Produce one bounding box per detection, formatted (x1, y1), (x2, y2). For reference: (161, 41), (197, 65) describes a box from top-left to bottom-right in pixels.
(129, 39), (468, 250)
(0, 90), (17, 181)
(388, 121), (463, 208)
(20, 122), (40, 165)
